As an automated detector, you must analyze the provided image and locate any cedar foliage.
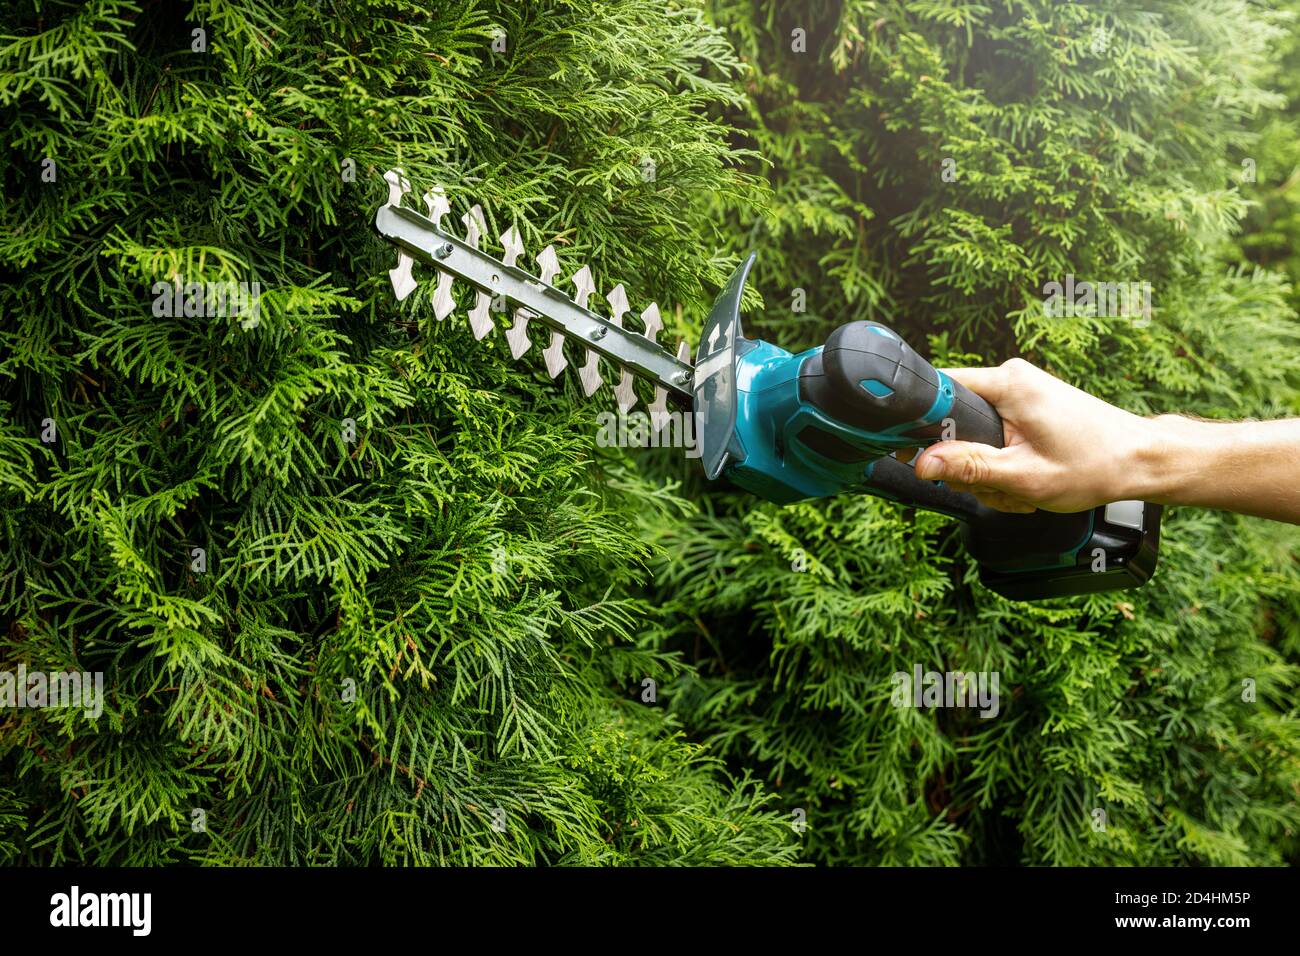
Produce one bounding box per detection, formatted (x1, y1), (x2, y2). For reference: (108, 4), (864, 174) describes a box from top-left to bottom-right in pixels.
(3, 0), (1299, 869)
(0, 0), (796, 865)
(632, 0), (1300, 865)
(1232, 1), (1300, 306)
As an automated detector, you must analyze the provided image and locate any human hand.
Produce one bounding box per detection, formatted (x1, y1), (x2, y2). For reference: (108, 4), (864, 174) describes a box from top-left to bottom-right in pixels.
(901, 359), (1156, 514)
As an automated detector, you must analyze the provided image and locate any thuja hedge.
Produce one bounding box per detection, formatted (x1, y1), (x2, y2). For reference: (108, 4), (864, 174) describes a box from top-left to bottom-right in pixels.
(0, 0), (794, 865)
(2, 0), (1298, 867)
(630, 0), (1300, 865)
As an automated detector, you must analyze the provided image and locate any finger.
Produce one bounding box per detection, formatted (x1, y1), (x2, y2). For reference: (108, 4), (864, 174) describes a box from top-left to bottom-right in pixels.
(971, 490), (1037, 514)
(936, 366), (1009, 406)
(912, 440), (1017, 492)
(930, 476), (1036, 513)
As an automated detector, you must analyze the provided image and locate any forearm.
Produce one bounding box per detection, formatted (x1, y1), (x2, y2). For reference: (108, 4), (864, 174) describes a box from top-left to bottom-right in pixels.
(1128, 415), (1300, 523)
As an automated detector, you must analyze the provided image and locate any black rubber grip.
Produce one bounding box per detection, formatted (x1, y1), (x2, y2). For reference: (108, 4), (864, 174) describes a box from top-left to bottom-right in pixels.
(799, 321), (1005, 448)
(864, 455), (982, 519)
(865, 456), (1095, 573)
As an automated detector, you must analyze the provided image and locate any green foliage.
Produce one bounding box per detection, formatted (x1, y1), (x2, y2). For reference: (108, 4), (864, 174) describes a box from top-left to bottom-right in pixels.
(629, 0), (1300, 865)
(3, 0), (1298, 869)
(0, 0), (794, 865)
(1230, 2), (1300, 307)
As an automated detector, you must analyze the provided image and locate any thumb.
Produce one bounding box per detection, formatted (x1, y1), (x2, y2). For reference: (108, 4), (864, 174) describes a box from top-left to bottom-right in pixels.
(913, 440), (1015, 490)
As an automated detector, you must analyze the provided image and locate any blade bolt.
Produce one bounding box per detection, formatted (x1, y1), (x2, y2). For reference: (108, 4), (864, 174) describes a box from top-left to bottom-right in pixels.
(435, 242), (453, 259)
(589, 327), (607, 341)
(675, 370), (692, 385)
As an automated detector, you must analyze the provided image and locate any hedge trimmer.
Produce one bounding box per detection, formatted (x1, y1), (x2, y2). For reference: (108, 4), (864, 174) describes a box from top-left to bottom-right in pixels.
(374, 169), (1161, 600)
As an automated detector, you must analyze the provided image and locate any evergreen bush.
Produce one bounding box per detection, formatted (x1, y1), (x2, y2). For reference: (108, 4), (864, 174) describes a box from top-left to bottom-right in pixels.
(635, 0), (1300, 865)
(0, 0), (795, 866)
(2, 0), (1298, 867)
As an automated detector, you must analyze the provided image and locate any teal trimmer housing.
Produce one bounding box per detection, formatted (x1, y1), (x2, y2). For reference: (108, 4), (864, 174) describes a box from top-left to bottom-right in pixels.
(691, 254), (1163, 601)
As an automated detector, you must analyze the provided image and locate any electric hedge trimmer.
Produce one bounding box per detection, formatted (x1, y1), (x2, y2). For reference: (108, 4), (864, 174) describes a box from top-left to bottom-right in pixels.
(374, 169), (1161, 601)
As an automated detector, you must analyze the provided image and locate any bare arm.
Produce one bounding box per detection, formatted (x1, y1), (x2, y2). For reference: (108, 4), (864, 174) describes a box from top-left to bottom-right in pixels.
(906, 358), (1300, 524)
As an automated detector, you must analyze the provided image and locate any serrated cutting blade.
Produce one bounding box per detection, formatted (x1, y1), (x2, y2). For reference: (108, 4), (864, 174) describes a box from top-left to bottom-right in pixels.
(374, 168), (694, 405)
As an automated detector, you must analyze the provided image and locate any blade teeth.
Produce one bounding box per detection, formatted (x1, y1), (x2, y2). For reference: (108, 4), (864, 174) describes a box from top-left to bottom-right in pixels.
(571, 265), (595, 310)
(468, 296), (493, 339)
(647, 386), (668, 431)
(606, 284), (636, 412)
(571, 266), (600, 394)
(655, 338), (691, 429)
(640, 303), (662, 342)
(536, 245), (560, 285)
(423, 186), (451, 225)
(642, 303), (667, 429)
(507, 244), (556, 358)
(462, 204), (485, 247)
(433, 273), (456, 319)
(411, 185), (453, 316)
(540, 244), (567, 374)
(499, 227), (529, 354)
(499, 226), (523, 268)
(505, 315), (532, 358)
(578, 353), (602, 396)
(384, 170), (415, 298)
(542, 330), (568, 378)
(384, 168), (411, 207)
(607, 284), (630, 323)
(463, 205), (494, 339)
(614, 369), (637, 413)
(389, 252), (417, 301)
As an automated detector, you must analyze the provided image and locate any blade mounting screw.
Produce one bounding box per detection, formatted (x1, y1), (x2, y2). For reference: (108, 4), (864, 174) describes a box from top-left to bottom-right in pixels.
(435, 242), (453, 259)
(675, 370), (692, 385)
(590, 327), (607, 340)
